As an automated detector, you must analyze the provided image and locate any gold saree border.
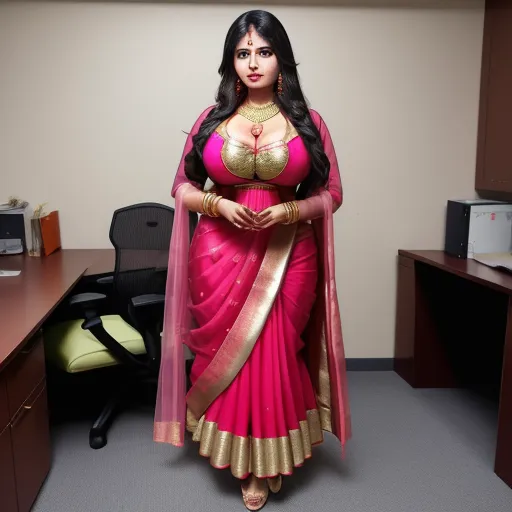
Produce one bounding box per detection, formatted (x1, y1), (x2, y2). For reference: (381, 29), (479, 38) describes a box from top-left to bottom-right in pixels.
(317, 323), (333, 432)
(153, 421), (183, 446)
(186, 223), (298, 419)
(187, 409), (323, 479)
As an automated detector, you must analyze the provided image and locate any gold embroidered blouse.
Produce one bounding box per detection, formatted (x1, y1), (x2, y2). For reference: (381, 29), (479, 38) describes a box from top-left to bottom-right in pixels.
(215, 118), (299, 181)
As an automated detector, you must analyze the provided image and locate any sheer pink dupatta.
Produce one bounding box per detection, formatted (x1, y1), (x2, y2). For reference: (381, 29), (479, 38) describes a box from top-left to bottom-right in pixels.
(154, 106), (214, 446)
(304, 110), (352, 452)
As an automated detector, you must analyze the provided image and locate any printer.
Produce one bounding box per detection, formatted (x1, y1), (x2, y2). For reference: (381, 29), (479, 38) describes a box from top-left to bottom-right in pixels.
(0, 205), (27, 255)
(444, 199), (512, 259)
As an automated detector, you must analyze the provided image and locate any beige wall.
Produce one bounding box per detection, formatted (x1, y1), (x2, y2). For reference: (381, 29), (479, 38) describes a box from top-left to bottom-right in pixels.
(0, 0), (484, 358)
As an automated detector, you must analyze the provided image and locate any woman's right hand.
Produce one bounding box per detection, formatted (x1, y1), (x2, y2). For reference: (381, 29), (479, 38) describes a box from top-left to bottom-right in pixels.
(217, 199), (256, 230)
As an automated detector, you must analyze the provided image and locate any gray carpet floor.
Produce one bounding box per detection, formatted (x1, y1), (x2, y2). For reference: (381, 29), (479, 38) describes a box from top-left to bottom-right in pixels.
(33, 372), (512, 512)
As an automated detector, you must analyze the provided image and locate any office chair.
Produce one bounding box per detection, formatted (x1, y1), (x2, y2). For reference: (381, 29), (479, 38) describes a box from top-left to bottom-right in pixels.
(44, 203), (198, 449)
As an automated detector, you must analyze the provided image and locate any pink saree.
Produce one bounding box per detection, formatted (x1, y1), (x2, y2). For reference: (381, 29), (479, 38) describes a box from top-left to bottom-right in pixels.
(154, 106), (351, 478)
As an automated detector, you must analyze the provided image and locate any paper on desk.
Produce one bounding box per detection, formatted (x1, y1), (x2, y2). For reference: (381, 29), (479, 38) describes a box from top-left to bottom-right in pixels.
(473, 252), (512, 272)
(0, 270), (21, 277)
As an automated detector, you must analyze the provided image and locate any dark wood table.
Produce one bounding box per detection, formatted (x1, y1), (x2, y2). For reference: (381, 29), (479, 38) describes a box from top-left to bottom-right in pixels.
(395, 250), (512, 489)
(0, 249), (114, 512)
(0, 249), (114, 370)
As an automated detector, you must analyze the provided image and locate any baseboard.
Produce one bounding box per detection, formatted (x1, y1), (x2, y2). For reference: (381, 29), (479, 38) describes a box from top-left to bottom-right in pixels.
(346, 358), (394, 371)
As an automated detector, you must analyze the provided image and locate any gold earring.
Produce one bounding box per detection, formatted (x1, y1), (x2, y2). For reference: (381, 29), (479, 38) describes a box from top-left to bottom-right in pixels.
(277, 73), (283, 96)
(235, 78), (242, 97)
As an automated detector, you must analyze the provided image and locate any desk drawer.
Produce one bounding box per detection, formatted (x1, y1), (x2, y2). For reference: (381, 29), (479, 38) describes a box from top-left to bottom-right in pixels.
(0, 424), (18, 512)
(11, 379), (51, 512)
(6, 333), (46, 418)
(0, 374), (9, 431)
(398, 255), (414, 268)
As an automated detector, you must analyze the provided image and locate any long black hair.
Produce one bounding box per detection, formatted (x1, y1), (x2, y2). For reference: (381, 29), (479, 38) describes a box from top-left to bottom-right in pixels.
(184, 9), (330, 199)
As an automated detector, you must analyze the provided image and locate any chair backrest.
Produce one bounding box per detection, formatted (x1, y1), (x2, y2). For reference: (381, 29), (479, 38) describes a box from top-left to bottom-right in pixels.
(109, 203), (175, 302)
(107, 202), (198, 369)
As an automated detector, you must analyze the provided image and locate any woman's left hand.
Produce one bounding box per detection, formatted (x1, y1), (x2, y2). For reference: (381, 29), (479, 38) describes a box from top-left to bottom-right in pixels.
(254, 204), (288, 229)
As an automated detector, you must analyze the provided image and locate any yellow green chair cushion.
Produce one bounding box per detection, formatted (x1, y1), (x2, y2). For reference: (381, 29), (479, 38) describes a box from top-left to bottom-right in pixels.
(44, 315), (146, 373)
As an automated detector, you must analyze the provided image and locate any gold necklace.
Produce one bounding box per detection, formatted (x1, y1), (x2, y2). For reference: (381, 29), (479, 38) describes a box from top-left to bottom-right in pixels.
(237, 101), (280, 124)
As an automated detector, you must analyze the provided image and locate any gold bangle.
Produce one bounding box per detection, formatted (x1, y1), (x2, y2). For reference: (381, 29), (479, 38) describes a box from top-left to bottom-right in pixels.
(208, 195), (217, 217)
(290, 200), (300, 223)
(211, 195), (223, 217)
(287, 202), (294, 224)
(283, 201), (299, 224)
(205, 193), (214, 217)
(202, 192), (217, 217)
(282, 202), (292, 224)
(202, 192), (222, 218)
(202, 192), (211, 215)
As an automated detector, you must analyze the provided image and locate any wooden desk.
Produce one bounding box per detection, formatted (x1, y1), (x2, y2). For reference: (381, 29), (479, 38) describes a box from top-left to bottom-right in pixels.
(0, 249), (114, 512)
(395, 250), (512, 489)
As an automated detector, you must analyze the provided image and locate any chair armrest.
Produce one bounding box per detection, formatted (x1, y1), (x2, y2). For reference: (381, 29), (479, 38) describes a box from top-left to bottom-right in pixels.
(69, 293), (107, 308)
(96, 275), (114, 285)
(131, 294), (165, 308)
(127, 295), (165, 367)
(82, 317), (145, 367)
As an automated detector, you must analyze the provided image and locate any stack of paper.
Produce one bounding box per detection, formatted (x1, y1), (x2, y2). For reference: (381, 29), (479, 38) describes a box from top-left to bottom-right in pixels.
(0, 270), (21, 277)
(473, 253), (512, 272)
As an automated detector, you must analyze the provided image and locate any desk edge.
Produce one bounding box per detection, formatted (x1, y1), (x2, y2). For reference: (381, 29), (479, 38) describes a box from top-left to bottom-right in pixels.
(397, 250), (512, 296)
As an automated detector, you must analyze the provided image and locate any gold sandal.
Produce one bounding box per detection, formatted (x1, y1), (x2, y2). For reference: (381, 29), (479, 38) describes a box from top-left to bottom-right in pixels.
(268, 475), (282, 494)
(241, 476), (269, 511)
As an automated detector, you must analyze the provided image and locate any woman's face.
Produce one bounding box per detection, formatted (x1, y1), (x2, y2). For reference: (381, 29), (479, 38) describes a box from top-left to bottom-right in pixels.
(234, 27), (279, 93)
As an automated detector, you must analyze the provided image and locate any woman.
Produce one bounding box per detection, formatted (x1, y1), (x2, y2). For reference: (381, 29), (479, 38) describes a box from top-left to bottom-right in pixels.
(154, 10), (351, 511)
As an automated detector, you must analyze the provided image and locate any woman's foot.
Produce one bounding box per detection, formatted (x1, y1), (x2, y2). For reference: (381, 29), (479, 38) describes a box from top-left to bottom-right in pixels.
(268, 475), (282, 494)
(241, 475), (268, 511)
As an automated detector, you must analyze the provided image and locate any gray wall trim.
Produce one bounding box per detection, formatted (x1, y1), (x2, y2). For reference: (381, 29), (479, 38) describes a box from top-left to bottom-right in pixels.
(346, 358), (394, 371)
